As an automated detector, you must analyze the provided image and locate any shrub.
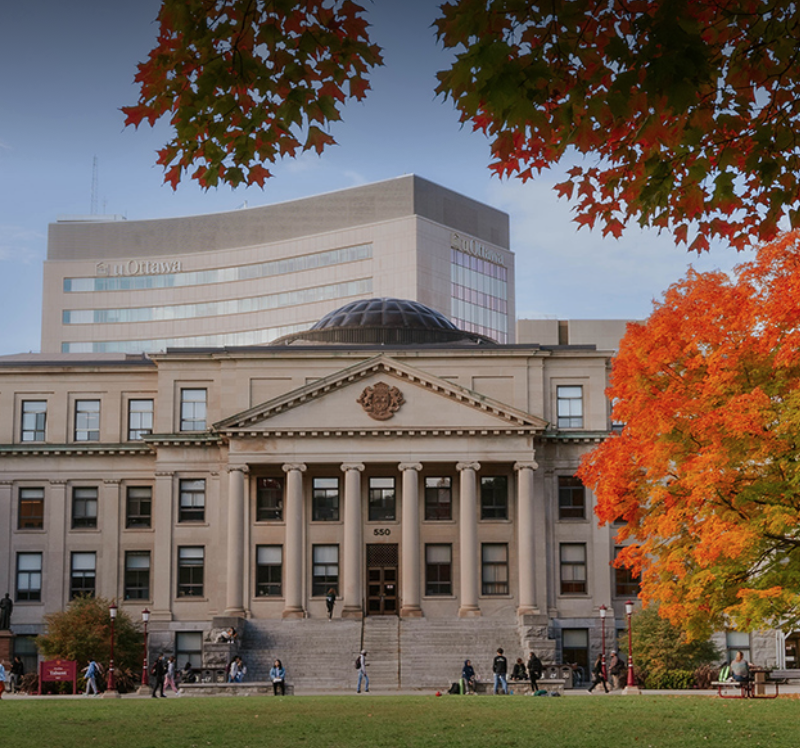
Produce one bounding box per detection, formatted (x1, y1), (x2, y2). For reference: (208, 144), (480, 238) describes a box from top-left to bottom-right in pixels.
(644, 669), (696, 690)
(694, 664), (720, 690)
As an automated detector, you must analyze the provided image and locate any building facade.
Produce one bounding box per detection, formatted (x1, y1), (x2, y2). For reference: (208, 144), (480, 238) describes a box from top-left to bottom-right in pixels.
(42, 175), (515, 354)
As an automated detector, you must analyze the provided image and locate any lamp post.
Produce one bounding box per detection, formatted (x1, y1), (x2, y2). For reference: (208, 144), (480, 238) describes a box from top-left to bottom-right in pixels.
(141, 608), (150, 688)
(624, 600), (640, 694)
(103, 602), (120, 698)
(599, 604), (608, 680)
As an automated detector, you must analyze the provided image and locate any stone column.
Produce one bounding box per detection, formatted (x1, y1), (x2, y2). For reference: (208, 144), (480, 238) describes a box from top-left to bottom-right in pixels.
(100, 479), (121, 601)
(399, 462), (423, 617)
(282, 463), (306, 619)
(48, 480), (68, 610)
(225, 466), (248, 617)
(457, 462), (481, 618)
(515, 460), (539, 615)
(151, 471), (175, 620)
(0, 481), (12, 596)
(341, 463), (365, 618)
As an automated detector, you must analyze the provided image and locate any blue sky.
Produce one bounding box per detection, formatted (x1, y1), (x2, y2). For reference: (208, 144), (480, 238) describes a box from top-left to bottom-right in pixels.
(0, 1), (752, 355)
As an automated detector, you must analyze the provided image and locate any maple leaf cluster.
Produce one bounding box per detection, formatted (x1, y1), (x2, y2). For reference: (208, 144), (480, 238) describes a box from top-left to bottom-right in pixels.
(579, 229), (800, 638)
(122, 0), (383, 189)
(435, 1), (800, 252)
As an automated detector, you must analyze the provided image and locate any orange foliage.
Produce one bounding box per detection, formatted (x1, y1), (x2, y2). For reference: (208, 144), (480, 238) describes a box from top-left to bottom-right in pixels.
(579, 230), (800, 637)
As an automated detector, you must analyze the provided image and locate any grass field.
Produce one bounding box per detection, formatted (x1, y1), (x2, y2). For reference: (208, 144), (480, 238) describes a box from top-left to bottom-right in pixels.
(2, 694), (797, 748)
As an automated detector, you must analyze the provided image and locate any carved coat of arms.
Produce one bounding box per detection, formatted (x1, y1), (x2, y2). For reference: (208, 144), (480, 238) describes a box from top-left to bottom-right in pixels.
(357, 381), (405, 421)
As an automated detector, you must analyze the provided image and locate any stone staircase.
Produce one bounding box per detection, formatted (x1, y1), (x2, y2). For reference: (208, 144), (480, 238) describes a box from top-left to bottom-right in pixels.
(235, 612), (558, 692)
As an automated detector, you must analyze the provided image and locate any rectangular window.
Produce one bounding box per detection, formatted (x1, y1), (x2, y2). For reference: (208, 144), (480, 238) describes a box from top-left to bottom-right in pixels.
(558, 476), (586, 520)
(125, 486), (152, 528)
(18, 487), (44, 529)
(180, 388), (207, 431)
(312, 477), (340, 522)
(21, 400), (46, 442)
(481, 543), (509, 595)
(480, 476), (508, 520)
(70, 551), (96, 599)
(176, 631), (203, 670)
(124, 551), (151, 600)
(178, 479), (205, 522)
(557, 385), (583, 429)
(256, 477), (284, 521)
(726, 631), (751, 664)
(16, 552), (42, 601)
(424, 477), (452, 521)
(368, 477), (396, 522)
(75, 399), (100, 441)
(177, 546), (204, 597)
(255, 545), (283, 597)
(128, 399), (154, 440)
(425, 544), (452, 596)
(72, 487), (98, 529)
(614, 547), (641, 597)
(12, 636), (38, 681)
(312, 545), (339, 597)
(560, 543), (587, 594)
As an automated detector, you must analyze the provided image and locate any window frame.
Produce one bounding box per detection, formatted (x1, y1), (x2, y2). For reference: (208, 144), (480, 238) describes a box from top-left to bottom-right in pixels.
(74, 399), (101, 442)
(425, 543), (452, 596)
(614, 546), (641, 597)
(560, 543), (588, 595)
(71, 486), (98, 529)
(557, 385), (584, 429)
(255, 545), (283, 597)
(311, 477), (340, 522)
(312, 544), (339, 597)
(128, 398), (154, 440)
(368, 477), (396, 522)
(481, 542), (509, 595)
(480, 475), (508, 520)
(177, 546), (205, 598)
(558, 475), (586, 520)
(16, 552), (42, 602)
(175, 631), (203, 670)
(18, 487), (45, 529)
(180, 388), (207, 432)
(125, 486), (152, 529)
(124, 550), (151, 601)
(21, 400), (47, 442)
(424, 477), (452, 521)
(178, 478), (206, 523)
(255, 477), (284, 522)
(70, 551), (97, 600)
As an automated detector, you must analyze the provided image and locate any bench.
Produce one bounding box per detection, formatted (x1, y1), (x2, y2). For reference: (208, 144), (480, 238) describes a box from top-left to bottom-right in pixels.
(712, 667), (778, 699)
(179, 681), (294, 697)
(767, 669), (800, 683)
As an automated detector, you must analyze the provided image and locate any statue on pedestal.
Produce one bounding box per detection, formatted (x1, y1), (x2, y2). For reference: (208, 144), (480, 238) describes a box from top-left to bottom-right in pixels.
(0, 593), (12, 630)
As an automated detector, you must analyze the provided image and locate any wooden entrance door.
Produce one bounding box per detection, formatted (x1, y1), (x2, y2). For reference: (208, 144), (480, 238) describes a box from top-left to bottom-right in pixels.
(366, 544), (398, 615)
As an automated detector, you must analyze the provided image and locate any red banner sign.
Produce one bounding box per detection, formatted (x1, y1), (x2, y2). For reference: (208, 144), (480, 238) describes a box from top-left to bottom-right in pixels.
(39, 659), (78, 694)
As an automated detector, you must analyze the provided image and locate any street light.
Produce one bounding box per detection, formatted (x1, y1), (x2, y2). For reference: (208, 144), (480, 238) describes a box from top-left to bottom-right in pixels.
(599, 604), (608, 681)
(106, 602), (119, 697)
(141, 608), (150, 688)
(625, 600), (637, 690)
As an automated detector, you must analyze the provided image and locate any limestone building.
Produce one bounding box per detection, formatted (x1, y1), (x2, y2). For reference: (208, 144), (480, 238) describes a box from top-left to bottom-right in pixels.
(42, 175), (514, 354)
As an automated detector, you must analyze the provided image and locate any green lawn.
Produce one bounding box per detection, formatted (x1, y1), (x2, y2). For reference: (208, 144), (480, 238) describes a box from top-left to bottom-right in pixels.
(2, 694), (797, 748)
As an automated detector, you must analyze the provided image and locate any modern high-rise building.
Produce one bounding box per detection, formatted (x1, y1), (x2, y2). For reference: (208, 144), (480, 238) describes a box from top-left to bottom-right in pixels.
(42, 175), (515, 354)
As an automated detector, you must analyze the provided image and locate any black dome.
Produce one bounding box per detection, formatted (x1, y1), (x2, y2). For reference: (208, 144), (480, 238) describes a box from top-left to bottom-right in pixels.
(271, 298), (495, 346)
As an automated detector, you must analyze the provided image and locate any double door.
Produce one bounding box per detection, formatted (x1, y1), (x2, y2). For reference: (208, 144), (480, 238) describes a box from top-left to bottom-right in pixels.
(366, 543), (398, 615)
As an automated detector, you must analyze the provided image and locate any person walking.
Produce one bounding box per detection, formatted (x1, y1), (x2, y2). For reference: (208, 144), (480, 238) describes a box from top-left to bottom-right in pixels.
(151, 654), (166, 698)
(356, 650), (369, 693)
(0, 660), (7, 699)
(588, 653), (609, 693)
(492, 648), (508, 695)
(164, 655), (180, 695)
(326, 588), (336, 620)
(9, 656), (24, 694)
(527, 651), (543, 693)
(82, 658), (101, 696)
(270, 659), (286, 695)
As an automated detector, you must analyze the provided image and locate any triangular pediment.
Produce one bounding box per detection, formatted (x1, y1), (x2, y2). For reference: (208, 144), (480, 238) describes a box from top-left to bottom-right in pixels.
(214, 355), (546, 436)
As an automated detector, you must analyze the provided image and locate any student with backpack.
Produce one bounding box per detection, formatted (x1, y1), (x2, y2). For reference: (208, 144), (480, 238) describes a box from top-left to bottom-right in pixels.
(356, 650), (369, 693)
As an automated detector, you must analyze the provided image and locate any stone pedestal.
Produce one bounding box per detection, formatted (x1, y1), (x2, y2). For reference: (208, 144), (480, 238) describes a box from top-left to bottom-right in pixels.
(0, 630), (12, 663)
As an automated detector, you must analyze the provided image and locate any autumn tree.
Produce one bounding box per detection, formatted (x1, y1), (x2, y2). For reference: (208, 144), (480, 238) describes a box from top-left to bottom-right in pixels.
(122, 0), (382, 188)
(579, 229), (800, 638)
(36, 596), (143, 674)
(126, 1), (800, 251)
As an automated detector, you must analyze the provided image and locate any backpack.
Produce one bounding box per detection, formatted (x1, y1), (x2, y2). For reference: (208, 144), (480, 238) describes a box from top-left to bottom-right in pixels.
(355, 656), (361, 670)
